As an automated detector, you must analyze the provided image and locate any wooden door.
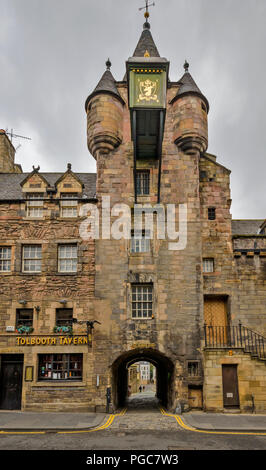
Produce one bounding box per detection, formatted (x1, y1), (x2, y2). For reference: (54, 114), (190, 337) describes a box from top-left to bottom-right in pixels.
(0, 355), (23, 410)
(188, 387), (203, 409)
(222, 365), (240, 408)
(204, 297), (228, 345)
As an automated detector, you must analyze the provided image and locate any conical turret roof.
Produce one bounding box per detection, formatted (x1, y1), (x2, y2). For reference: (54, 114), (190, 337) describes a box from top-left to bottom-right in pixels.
(172, 62), (209, 112)
(132, 21), (160, 58)
(85, 60), (124, 110)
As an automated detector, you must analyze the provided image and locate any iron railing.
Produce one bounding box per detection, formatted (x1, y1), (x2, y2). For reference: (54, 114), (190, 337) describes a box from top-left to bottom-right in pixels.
(204, 322), (266, 360)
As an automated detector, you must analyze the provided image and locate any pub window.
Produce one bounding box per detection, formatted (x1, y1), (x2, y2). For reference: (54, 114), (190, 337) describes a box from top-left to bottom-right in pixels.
(0, 247), (11, 272)
(26, 193), (44, 218)
(58, 244), (78, 273)
(203, 258), (214, 273)
(130, 230), (150, 253)
(38, 354), (82, 381)
(56, 308), (73, 326)
(16, 309), (33, 328)
(132, 284), (153, 319)
(60, 193), (78, 218)
(136, 170), (150, 196)
(188, 361), (200, 377)
(22, 245), (42, 273)
(208, 207), (216, 220)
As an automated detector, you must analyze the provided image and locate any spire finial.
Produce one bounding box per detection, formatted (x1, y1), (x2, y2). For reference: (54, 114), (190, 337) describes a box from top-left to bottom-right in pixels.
(139, 1), (155, 29)
(184, 60), (189, 73)
(106, 58), (111, 70)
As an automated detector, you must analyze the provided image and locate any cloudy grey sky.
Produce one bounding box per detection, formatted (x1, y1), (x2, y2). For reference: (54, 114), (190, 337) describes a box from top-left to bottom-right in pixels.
(0, 0), (265, 219)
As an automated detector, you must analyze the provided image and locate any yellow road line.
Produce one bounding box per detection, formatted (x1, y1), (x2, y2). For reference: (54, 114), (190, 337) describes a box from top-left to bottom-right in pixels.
(0, 408), (127, 436)
(160, 407), (266, 436)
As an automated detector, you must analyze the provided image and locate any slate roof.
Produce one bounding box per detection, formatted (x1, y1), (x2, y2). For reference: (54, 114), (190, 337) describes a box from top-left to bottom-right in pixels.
(231, 219), (265, 235)
(0, 173), (97, 200)
(85, 69), (124, 110)
(171, 71), (209, 112)
(132, 22), (160, 58)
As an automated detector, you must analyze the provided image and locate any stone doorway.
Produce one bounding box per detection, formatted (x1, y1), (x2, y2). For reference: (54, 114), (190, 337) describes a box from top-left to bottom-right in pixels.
(111, 348), (175, 411)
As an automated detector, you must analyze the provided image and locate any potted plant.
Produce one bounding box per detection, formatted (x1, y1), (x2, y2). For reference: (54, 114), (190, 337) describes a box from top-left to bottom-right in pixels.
(53, 325), (73, 335)
(16, 326), (34, 334)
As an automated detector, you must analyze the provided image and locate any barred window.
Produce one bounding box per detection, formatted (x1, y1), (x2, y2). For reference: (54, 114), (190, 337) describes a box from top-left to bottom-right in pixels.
(58, 245), (77, 273)
(131, 230), (150, 253)
(136, 171), (150, 196)
(26, 193), (44, 218)
(22, 245), (42, 273)
(203, 258), (214, 273)
(0, 247), (11, 272)
(16, 309), (33, 328)
(38, 354), (82, 381)
(188, 362), (200, 377)
(60, 193), (78, 218)
(132, 284), (153, 319)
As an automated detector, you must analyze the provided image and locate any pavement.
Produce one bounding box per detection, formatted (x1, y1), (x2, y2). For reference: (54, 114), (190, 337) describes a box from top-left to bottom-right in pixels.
(0, 411), (106, 432)
(0, 389), (266, 432)
(181, 411), (266, 432)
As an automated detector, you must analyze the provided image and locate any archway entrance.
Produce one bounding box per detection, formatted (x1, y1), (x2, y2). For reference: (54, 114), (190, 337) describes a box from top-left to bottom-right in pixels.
(111, 348), (175, 411)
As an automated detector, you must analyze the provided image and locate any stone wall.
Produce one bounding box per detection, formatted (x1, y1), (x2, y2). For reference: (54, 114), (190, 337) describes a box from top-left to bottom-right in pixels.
(204, 349), (266, 413)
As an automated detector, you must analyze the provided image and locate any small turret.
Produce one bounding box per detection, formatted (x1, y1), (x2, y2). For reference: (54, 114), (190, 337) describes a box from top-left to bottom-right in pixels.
(85, 60), (125, 159)
(171, 62), (209, 155)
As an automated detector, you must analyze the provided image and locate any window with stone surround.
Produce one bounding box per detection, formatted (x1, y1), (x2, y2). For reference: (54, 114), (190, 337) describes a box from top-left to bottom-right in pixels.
(22, 245), (42, 273)
(136, 170), (150, 196)
(132, 284), (153, 319)
(38, 354), (82, 381)
(58, 244), (78, 273)
(16, 309), (33, 328)
(60, 193), (78, 217)
(0, 247), (11, 272)
(188, 361), (200, 377)
(56, 308), (73, 326)
(203, 258), (214, 273)
(130, 230), (150, 253)
(208, 207), (216, 220)
(26, 193), (44, 218)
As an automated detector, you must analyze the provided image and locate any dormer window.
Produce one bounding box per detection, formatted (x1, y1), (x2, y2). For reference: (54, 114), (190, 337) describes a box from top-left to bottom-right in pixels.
(60, 193), (78, 218)
(26, 194), (44, 218)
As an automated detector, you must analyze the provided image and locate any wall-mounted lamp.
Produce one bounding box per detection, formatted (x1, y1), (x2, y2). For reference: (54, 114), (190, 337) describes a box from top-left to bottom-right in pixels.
(35, 306), (41, 313)
(59, 299), (67, 305)
(19, 300), (27, 306)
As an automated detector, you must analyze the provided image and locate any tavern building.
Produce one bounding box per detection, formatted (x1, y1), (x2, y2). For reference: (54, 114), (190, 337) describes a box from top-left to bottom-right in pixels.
(0, 15), (265, 413)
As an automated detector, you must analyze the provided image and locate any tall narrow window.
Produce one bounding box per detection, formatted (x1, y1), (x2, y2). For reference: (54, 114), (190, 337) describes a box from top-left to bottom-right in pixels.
(26, 193), (44, 218)
(203, 258), (214, 273)
(60, 193), (78, 218)
(208, 207), (216, 220)
(132, 284), (153, 319)
(136, 170), (150, 196)
(58, 245), (78, 273)
(22, 245), (42, 273)
(0, 247), (11, 272)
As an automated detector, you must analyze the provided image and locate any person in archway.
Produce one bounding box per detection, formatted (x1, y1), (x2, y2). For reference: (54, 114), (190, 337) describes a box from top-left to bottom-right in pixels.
(143, 386), (145, 392)
(139, 385), (142, 393)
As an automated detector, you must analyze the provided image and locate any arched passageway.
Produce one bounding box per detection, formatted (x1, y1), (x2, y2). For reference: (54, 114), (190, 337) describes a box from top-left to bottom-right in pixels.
(111, 348), (174, 411)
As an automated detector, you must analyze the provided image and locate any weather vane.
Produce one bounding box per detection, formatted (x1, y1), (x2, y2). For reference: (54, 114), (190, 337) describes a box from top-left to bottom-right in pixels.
(139, 1), (155, 21)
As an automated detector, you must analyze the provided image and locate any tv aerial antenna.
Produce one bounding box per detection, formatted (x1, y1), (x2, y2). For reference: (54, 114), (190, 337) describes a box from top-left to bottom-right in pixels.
(5, 128), (32, 144)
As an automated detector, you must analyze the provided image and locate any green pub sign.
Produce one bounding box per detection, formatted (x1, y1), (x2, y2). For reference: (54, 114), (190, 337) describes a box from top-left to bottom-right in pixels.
(129, 68), (167, 109)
